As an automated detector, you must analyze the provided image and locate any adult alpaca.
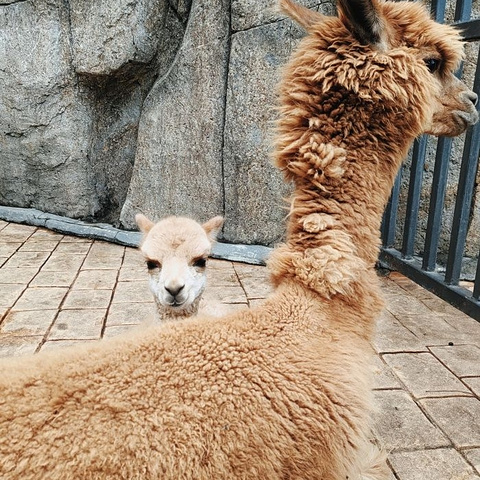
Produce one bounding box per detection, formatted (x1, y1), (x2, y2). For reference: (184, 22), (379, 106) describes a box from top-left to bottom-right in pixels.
(0, 1), (477, 479)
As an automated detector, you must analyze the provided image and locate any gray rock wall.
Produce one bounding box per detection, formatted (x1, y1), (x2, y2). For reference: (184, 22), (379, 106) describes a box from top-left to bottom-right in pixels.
(0, 0), (479, 269)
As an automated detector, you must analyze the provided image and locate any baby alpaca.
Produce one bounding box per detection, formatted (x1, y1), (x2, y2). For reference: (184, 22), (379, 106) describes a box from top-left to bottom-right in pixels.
(136, 214), (224, 321)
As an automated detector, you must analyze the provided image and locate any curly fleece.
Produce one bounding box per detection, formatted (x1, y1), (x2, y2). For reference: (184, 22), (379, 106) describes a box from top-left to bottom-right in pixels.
(0, 0), (472, 478)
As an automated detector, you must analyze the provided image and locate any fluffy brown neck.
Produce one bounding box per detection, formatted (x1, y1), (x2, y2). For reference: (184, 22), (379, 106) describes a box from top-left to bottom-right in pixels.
(268, 87), (419, 297)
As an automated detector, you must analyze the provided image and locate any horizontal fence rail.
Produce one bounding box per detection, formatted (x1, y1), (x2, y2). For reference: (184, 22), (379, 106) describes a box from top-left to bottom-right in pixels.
(380, 0), (480, 322)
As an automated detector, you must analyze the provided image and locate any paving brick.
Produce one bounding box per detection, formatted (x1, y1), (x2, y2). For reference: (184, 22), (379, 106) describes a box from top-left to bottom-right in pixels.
(373, 355), (401, 389)
(0, 220), (8, 229)
(73, 269), (118, 290)
(63, 289), (112, 310)
(0, 224), (36, 242)
(206, 267), (239, 287)
(234, 268), (273, 299)
(29, 228), (62, 240)
(30, 270), (77, 287)
(82, 252), (123, 270)
(464, 448), (480, 475)
(18, 240), (60, 252)
(389, 448), (480, 480)
(106, 302), (153, 326)
(463, 377), (480, 396)
(383, 293), (433, 317)
(49, 309), (106, 340)
(373, 310), (427, 353)
(13, 287), (68, 310)
(0, 284), (26, 307)
(383, 352), (469, 398)
(0, 257), (7, 268)
(121, 248), (143, 268)
(40, 339), (97, 352)
(54, 242), (92, 254)
(0, 242), (21, 257)
(3, 251), (50, 268)
(112, 281), (152, 303)
(1, 309), (57, 336)
(103, 325), (138, 338)
(118, 267), (145, 282)
(420, 397), (480, 448)
(42, 252), (85, 272)
(0, 335), (42, 358)
(0, 267), (40, 284)
(60, 236), (91, 243)
(373, 390), (449, 451)
(443, 315), (480, 342)
(398, 314), (473, 347)
(430, 345), (480, 377)
(203, 285), (248, 304)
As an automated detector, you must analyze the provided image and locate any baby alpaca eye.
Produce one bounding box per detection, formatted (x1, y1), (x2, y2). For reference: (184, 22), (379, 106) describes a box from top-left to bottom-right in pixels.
(193, 257), (207, 268)
(424, 58), (441, 73)
(146, 260), (161, 270)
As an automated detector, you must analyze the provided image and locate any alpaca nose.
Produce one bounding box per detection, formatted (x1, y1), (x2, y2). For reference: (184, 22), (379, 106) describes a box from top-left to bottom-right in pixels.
(165, 284), (184, 298)
(466, 90), (478, 106)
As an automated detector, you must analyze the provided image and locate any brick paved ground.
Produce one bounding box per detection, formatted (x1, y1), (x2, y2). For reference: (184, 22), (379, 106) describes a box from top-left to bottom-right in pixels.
(0, 220), (479, 480)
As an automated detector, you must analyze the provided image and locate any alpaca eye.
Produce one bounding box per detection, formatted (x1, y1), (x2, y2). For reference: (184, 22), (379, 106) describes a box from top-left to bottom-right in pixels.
(193, 258), (207, 268)
(146, 260), (161, 270)
(424, 58), (441, 73)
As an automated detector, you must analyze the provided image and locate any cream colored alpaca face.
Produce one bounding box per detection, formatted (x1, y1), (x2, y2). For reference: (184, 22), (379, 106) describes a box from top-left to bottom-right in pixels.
(136, 215), (223, 314)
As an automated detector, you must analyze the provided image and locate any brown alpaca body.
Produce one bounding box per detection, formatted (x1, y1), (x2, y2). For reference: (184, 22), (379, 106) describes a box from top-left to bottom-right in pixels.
(0, 0), (477, 478)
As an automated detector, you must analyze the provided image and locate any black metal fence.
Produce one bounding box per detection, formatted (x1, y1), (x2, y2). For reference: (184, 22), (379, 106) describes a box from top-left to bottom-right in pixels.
(380, 0), (480, 322)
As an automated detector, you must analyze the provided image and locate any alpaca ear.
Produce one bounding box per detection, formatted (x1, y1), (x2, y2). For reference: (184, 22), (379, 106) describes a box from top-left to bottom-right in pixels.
(135, 213), (155, 234)
(278, 0), (326, 32)
(337, 0), (389, 50)
(202, 216), (224, 242)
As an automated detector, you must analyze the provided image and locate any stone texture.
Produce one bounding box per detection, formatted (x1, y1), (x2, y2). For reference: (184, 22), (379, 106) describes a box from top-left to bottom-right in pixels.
(223, 20), (302, 245)
(0, 335), (42, 358)
(372, 355), (401, 390)
(48, 309), (106, 340)
(30, 270), (77, 287)
(373, 310), (427, 353)
(0, 284), (26, 308)
(1, 310), (57, 336)
(389, 448), (480, 480)
(383, 352), (469, 398)
(0, 267), (40, 285)
(120, 0), (229, 230)
(430, 345), (480, 377)
(63, 289), (113, 310)
(231, 0), (335, 32)
(374, 390), (450, 451)
(13, 287), (68, 311)
(421, 397), (480, 448)
(3, 251), (50, 268)
(112, 281), (152, 303)
(465, 448), (480, 475)
(106, 302), (153, 326)
(73, 270), (118, 290)
(0, 0), (95, 217)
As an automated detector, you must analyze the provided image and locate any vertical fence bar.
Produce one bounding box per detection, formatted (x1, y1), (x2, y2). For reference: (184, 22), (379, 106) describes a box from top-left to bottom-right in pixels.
(401, 135), (428, 260)
(422, 138), (453, 271)
(431, 0), (446, 22)
(454, 0), (472, 22)
(474, 253), (480, 299)
(444, 48), (480, 284)
(381, 172), (402, 248)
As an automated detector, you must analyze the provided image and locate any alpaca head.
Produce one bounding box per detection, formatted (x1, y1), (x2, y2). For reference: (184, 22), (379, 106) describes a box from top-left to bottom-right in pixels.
(279, 0), (478, 141)
(135, 214), (224, 320)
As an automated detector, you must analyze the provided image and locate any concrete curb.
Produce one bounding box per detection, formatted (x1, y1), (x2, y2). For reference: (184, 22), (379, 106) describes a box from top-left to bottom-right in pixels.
(0, 206), (272, 266)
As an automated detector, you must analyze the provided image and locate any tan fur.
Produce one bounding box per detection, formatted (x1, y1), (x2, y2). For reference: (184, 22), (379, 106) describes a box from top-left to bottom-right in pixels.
(0, 1), (477, 478)
(135, 214), (224, 321)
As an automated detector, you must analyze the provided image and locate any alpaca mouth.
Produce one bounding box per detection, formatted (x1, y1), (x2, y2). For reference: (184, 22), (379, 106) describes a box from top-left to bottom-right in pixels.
(455, 109), (479, 129)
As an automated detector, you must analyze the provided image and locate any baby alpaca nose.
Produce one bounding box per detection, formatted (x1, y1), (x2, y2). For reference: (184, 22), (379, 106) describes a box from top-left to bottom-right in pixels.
(165, 284), (185, 297)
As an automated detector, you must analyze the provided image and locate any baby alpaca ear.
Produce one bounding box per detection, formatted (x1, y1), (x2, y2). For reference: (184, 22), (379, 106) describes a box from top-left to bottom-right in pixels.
(135, 213), (155, 234)
(278, 0), (326, 32)
(337, 0), (389, 50)
(202, 216), (224, 241)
